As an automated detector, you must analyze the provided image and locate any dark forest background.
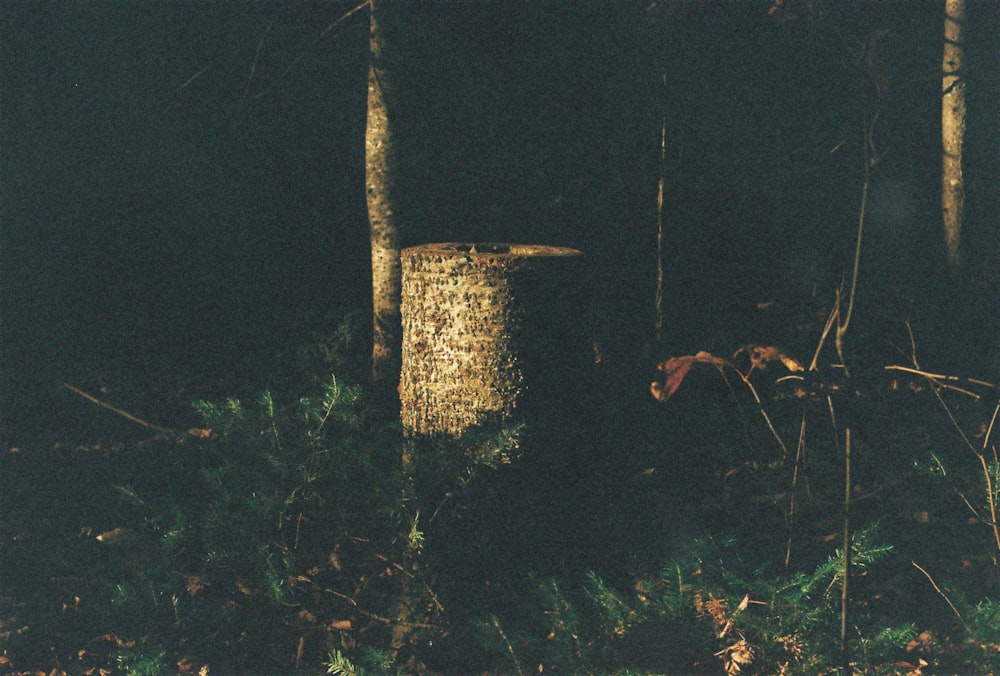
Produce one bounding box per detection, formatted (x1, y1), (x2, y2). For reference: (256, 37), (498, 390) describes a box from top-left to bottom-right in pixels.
(2, 0), (999, 446)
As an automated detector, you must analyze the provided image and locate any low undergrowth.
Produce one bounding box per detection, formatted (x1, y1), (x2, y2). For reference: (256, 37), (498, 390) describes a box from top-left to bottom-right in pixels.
(3, 321), (1000, 675)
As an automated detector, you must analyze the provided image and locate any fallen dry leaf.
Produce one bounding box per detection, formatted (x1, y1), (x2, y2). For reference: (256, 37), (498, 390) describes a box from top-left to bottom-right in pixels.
(295, 636), (305, 668)
(95, 527), (136, 546)
(183, 574), (206, 596)
(906, 630), (936, 652)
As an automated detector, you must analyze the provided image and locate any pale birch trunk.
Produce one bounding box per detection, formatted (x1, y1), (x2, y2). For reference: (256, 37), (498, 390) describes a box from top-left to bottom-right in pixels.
(942, 0), (966, 269)
(366, 0), (401, 393)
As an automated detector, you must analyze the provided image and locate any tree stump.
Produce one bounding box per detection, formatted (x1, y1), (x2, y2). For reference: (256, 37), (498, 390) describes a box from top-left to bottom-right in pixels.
(400, 243), (587, 437)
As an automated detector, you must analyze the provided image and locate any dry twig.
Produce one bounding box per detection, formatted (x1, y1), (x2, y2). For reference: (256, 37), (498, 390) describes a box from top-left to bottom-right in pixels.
(62, 383), (171, 434)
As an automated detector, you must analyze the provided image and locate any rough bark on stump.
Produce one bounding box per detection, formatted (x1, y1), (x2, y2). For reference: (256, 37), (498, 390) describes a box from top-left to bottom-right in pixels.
(400, 243), (586, 437)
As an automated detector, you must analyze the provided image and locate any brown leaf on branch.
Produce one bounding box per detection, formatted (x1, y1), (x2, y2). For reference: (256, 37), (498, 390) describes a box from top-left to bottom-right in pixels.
(650, 357), (694, 402)
(734, 344), (803, 375)
(650, 351), (729, 402)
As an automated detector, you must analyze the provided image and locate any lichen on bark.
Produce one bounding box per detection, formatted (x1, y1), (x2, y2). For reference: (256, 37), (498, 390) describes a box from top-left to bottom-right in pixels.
(400, 243), (585, 437)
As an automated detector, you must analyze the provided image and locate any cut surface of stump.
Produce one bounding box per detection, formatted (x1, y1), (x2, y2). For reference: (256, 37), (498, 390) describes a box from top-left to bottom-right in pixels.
(400, 242), (586, 437)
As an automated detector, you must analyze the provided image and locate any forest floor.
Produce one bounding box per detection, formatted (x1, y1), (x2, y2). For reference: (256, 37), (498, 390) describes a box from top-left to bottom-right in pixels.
(3, 316), (1000, 675)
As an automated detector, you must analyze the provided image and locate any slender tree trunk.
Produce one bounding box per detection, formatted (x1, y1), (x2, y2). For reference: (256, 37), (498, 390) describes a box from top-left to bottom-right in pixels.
(366, 0), (401, 395)
(365, 10), (420, 653)
(654, 73), (667, 353)
(941, 0), (966, 269)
